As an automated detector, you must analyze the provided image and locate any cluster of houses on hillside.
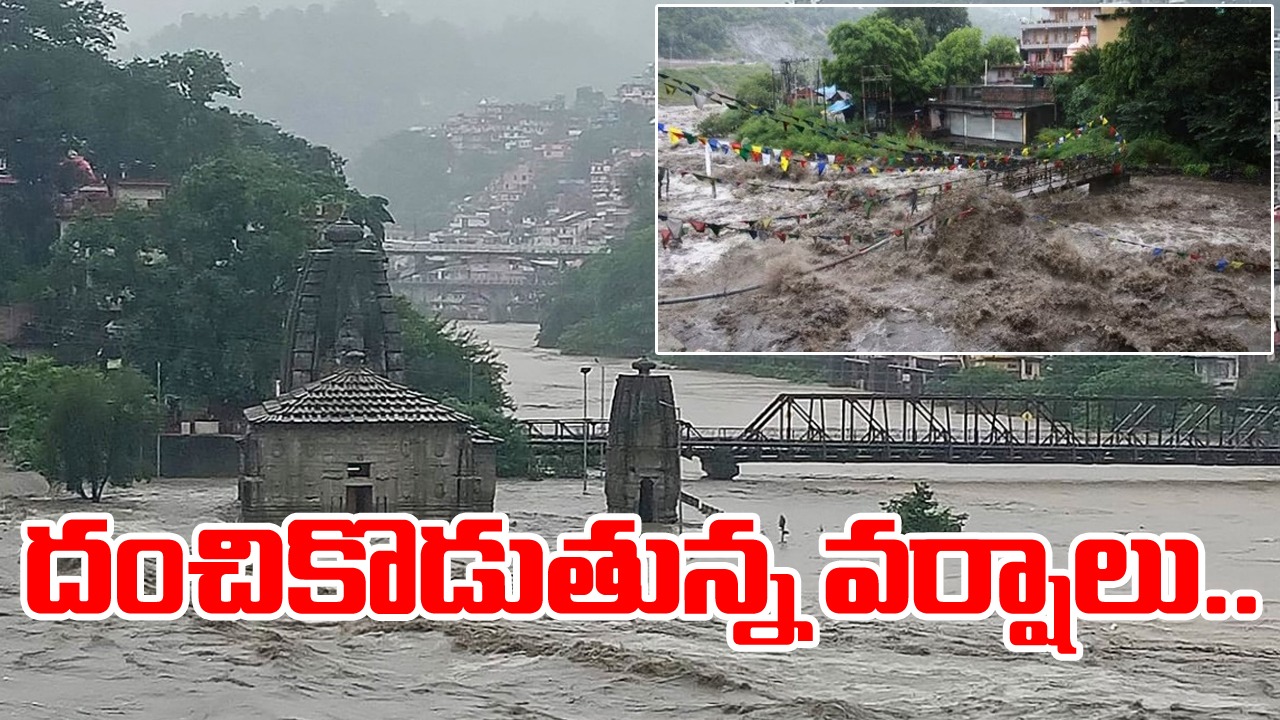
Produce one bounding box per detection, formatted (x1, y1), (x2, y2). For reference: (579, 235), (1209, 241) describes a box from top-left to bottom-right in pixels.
(385, 74), (654, 255)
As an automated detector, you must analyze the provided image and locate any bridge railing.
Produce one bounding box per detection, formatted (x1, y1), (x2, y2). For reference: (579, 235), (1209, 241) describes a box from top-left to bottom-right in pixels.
(394, 276), (559, 287)
(521, 394), (1280, 452)
(523, 418), (612, 443)
(384, 242), (603, 256)
(999, 156), (1119, 193)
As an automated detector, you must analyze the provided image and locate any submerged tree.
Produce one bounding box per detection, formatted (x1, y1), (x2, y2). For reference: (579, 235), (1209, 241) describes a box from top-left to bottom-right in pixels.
(881, 482), (968, 533)
(42, 367), (159, 502)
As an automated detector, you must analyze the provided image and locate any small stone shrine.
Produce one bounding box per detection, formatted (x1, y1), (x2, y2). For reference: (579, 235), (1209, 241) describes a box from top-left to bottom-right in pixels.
(604, 357), (681, 523)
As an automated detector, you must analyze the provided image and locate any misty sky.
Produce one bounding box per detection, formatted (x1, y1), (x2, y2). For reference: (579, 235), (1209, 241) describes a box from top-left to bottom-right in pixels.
(103, 0), (782, 44)
(97, 0), (1280, 54)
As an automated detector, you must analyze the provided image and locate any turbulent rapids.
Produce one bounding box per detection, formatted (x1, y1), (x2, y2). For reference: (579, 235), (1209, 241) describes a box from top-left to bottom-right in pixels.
(656, 106), (1273, 353)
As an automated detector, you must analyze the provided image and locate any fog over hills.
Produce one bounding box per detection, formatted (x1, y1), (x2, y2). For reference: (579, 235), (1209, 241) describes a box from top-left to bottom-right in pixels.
(109, 0), (671, 157)
(99, 1), (1042, 159)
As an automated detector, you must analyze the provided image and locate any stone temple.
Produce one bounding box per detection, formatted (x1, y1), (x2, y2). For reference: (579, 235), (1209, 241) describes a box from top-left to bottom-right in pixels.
(237, 220), (498, 521)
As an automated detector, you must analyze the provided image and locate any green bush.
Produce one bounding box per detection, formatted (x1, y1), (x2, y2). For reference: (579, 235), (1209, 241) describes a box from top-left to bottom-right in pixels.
(1, 359), (160, 501)
(1032, 126), (1121, 160)
(697, 109), (749, 138)
(881, 482), (968, 533)
(1243, 164), (1260, 181)
(1124, 136), (1197, 167)
(1181, 162), (1210, 177)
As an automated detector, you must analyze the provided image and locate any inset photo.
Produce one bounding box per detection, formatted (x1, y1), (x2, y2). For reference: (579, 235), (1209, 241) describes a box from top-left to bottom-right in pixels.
(655, 4), (1274, 354)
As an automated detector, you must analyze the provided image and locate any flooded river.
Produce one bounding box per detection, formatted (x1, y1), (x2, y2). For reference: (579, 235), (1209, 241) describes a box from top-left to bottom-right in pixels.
(1, 323), (1278, 719)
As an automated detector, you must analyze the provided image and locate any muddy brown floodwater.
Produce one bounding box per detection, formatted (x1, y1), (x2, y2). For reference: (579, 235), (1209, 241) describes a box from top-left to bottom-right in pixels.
(657, 106), (1273, 353)
(1, 324), (1278, 720)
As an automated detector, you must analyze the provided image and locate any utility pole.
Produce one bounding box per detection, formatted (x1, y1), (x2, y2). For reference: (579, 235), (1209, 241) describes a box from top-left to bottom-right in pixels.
(861, 65), (892, 133)
(596, 359), (606, 417)
(155, 360), (162, 479)
(580, 366), (592, 494)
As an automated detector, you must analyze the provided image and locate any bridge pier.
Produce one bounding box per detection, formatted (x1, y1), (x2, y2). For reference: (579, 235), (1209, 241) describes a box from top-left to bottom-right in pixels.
(1088, 169), (1130, 194)
(604, 358), (681, 523)
(696, 449), (740, 481)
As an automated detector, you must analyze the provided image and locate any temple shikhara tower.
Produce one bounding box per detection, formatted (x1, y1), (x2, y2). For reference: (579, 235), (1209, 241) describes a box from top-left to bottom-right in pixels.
(280, 219), (405, 391)
(238, 220), (498, 521)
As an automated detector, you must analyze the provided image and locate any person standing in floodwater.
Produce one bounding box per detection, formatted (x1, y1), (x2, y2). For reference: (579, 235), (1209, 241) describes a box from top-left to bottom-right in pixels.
(778, 514), (789, 543)
(909, 188), (919, 215)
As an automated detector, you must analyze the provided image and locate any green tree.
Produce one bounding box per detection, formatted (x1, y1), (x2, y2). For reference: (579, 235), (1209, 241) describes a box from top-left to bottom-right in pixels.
(394, 296), (510, 411)
(930, 366), (1024, 396)
(0, 358), (158, 502)
(536, 215), (655, 357)
(873, 7), (969, 54)
(393, 296), (534, 477)
(0, 0), (125, 54)
(658, 8), (734, 59)
(882, 482), (968, 533)
(1038, 356), (1169, 396)
(926, 26), (986, 86)
(1087, 7), (1269, 166)
(984, 35), (1021, 66)
(0, 358), (70, 469)
(824, 16), (928, 108)
(41, 367), (159, 501)
(0, 9), (340, 295)
(1072, 358), (1207, 399)
(734, 69), (778, 110)
(128, 49), (242, 105)
(1237, 365), (1280, 398)
(43, 150), (347, 409)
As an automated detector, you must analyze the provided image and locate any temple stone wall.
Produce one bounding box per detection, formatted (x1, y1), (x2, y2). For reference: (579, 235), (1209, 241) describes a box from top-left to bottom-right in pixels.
(239, 423), (494, 522)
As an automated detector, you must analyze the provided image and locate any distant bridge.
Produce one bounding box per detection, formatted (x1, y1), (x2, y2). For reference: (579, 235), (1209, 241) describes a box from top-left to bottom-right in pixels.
(386, 241), (607, 322)
(383, 241), (603, 258)
(522, 393), (1280, 476)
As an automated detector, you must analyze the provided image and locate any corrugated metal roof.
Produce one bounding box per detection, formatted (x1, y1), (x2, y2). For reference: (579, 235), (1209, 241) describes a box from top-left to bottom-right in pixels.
(245, 366), (477, 426)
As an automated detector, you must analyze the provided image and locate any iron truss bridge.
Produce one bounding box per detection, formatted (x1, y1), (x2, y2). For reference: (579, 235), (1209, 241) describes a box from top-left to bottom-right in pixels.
(521, 393), (1280, 466)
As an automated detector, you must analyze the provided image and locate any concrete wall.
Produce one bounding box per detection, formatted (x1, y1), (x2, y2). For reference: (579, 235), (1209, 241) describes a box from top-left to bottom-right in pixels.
(0, 304), (34, 344)
(1095, 14), (1128, 47)
(943, 85), (1055, 106)
(160, 434), (241, 478)
(240, 422), (495, 522)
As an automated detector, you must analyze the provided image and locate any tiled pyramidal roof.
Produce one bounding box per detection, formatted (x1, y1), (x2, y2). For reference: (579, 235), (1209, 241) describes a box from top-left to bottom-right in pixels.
(245, 365), (477, 426)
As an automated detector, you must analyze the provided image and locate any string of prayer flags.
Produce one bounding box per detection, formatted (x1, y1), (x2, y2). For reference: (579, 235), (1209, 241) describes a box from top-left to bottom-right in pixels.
(658, 124), (1002, 174)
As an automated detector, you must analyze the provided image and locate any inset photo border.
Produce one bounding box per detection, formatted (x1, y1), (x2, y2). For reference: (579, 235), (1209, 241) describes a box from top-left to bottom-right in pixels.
(653, 3), (1276, 356)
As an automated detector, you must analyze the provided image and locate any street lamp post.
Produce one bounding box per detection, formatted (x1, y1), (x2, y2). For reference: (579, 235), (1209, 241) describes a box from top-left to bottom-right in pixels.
(580, 366), (592, 494)
(595, 358), (606, 417)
